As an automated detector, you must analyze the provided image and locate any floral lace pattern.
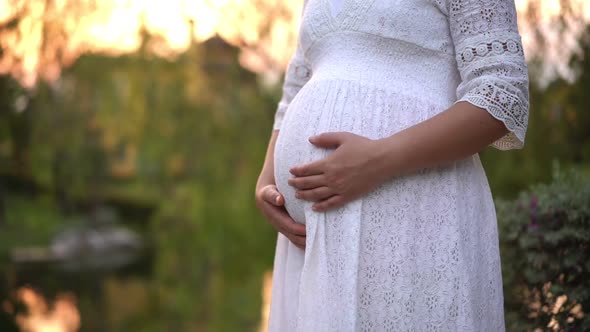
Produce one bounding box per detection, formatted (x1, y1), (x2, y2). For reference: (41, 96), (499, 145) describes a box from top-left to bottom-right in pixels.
(457, 39), (523, 67)
(268, 0), (529, 331)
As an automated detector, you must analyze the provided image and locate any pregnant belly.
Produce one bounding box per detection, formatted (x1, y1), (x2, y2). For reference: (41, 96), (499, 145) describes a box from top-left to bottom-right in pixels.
(273, 79), (449, 225)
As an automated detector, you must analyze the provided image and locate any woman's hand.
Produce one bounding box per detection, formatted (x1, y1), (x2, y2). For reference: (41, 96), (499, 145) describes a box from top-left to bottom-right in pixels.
(288, 132), (388, 212)
(255, 183), (307, 249)
(288, 102), (512, 213)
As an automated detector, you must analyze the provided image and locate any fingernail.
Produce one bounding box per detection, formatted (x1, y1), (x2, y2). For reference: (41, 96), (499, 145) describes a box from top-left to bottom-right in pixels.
(275, 196), (280, 204)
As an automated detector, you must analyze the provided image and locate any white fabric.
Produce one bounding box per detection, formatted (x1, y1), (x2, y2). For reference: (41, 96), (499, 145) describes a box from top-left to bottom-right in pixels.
(329, 0), (344, 16)
(269, 0), (529, 331)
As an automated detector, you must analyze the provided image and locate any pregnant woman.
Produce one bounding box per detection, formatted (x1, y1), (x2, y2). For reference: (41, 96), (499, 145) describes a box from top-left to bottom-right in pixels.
(255, 0), (529, 330)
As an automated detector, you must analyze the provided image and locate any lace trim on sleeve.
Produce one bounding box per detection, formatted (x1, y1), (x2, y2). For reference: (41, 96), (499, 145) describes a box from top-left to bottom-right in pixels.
(456, 38), (524, 69)
(454, 35), (529, 150)
(457, 79), (528, 150)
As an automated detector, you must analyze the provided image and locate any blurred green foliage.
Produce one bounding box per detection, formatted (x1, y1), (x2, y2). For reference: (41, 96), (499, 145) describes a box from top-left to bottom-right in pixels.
(1, 35), (281, 331)
(497, 167), (590, 331)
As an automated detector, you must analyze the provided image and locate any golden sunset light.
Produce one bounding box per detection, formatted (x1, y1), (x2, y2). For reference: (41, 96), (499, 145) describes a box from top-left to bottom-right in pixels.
(13, 287), (80, 332)
(0, 0), (589, 86)
(0, 0), (303, 86)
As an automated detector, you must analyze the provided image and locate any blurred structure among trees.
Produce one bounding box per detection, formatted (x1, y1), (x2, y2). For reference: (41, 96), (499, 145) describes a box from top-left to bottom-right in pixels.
(0, 0), (589, 331)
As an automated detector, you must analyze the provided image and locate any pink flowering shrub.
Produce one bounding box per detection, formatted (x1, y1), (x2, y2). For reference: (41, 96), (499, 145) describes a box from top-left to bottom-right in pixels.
(497, 168), (590, 331)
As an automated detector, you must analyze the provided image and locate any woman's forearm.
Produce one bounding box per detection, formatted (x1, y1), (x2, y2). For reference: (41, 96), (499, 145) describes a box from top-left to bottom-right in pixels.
(372, 101), (509, 179)
(256, 130), (280, 189)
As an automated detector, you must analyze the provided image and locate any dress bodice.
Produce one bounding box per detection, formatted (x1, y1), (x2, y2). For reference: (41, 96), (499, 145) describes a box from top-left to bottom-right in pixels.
(300, 0), (454, 57)
(274, 0), (530, 151)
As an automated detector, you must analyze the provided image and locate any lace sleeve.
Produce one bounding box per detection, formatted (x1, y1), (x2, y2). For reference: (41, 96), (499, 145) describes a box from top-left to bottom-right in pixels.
(273, 1), (313, 131)
(447, 0), (530, 150)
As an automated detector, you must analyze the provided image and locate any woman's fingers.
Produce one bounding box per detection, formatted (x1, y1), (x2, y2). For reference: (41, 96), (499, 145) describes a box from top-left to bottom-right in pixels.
(265, 201), (306, 249)
(289, 159), (326, 177)
(296, 186), (334, 202)
(312, 195), (346, 212)
(288, 235), (306, 249)
(261, 184), (284, 206)
(260, 197), (306, 236)
(256, 184), (306, 249)
(271, 206), (306, 236)
(288, 174), (326, 190)
(274, 213), (306, 249)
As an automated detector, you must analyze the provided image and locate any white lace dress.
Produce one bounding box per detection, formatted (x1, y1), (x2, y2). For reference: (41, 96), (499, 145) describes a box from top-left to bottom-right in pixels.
(269, 0), (529, 331)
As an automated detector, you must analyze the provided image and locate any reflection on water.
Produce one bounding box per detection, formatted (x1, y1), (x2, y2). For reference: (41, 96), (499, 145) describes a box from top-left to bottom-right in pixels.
(0, 206), (155, 332)
(13, 287), (80, 332)
(12, 219), (144, 272)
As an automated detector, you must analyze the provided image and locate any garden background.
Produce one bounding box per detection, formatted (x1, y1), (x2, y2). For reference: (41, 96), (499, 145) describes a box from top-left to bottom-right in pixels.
(0, 0), (589, 331)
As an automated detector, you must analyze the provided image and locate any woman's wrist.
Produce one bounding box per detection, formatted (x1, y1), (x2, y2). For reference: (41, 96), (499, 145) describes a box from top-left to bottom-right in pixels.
(370, 102), (511, 183)
(371, 135), (407, 182)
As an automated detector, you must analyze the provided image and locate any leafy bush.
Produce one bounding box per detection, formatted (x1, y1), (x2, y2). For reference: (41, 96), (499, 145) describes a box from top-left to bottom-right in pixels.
(497, 167), (590, 331)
